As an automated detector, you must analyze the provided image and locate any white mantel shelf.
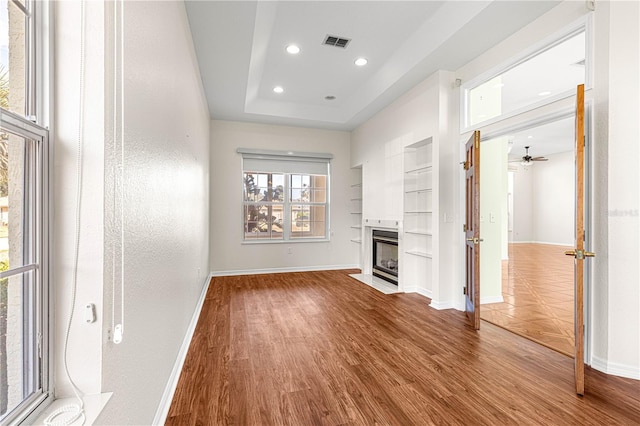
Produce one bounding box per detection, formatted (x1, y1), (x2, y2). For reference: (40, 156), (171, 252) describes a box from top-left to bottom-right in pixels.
(363, 218), (400, 229)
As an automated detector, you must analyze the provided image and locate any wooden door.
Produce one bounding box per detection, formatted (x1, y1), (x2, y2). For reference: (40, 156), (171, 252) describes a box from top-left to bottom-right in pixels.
(465, 131), (481, 330)
(565, 84), (593, 395)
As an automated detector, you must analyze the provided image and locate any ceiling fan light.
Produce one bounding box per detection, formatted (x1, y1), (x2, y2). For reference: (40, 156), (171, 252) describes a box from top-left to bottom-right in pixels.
(521, 160), (533, 167)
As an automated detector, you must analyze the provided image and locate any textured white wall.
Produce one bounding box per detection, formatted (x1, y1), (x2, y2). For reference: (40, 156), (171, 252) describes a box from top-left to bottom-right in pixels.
(96, 2), (211, 424)
(54, 1), (211, 422)
(209, 120), (354, 273)
(53, 0), (105, 396)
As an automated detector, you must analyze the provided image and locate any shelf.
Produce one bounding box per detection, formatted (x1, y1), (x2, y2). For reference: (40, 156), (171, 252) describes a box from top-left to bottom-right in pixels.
(405, 230), (432, 236)
(350, 212), (362, 215)
(350, 183), (362, 188)
(405, 164), (433, 174)
(405, 210), (433, 214)
(350, 238), (362, 243)
(406, 249), (432, 258)
(350, 198), (363, 201)
(404, 188), (432, 194)
(350, 225), (362, 229)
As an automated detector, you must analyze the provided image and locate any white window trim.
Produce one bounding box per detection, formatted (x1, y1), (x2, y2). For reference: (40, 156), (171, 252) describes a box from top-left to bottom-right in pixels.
(460, 15), (593, 133)
(0, 108), (52, 426)
(238, 148), (332, 244)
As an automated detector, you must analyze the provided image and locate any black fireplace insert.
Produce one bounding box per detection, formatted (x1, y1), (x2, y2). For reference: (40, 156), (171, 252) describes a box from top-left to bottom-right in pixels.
(372, 229), (398, 285)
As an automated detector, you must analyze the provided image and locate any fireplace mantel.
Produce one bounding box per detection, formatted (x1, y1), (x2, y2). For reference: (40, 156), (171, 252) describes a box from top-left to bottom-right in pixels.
(363, 218), (399, 230)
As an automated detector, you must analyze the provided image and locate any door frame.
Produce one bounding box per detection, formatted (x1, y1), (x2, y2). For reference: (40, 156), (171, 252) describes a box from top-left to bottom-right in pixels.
(458, 105), (593, 359)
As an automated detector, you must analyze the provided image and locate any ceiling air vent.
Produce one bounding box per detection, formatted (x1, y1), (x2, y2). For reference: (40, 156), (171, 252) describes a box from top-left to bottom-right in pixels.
(323, 34), (351, 49)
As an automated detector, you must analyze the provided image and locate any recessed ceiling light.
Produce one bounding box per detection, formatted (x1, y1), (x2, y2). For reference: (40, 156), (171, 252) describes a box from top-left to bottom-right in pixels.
(354, 57), (368, 67)
(538, 91), (551, 96)
(286, 44), (300, 55)
(527, 135), (534, 139)
(273, 86), (284, 94)
(325, 95), (336, 101)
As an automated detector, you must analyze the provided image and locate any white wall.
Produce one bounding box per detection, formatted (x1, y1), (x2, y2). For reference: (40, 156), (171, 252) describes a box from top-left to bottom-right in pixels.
(512, 151), (574, 246)
(593, 0), (640, 378)
(55, 1), (211, 424)
(512, 166), (534, 242)
(532, 151), (574, 245)
(53, 0), (105, 397)
(98, 2), (211, 424)
(480, 137), (508, 303)
(209, 120), (355, 273)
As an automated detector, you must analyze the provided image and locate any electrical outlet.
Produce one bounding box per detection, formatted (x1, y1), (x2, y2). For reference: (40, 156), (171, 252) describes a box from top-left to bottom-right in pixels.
(287, 247), (292, 254)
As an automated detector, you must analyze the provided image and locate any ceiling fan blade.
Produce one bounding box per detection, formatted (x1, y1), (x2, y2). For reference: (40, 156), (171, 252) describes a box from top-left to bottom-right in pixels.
(531, 157), (548, 161)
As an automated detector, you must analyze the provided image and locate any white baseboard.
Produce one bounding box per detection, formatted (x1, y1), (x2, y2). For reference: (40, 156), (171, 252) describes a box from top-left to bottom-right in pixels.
(591, 355), (640, 380)
(481, 295), (504, 305)
(210, 264), (359, 277)
(403, 286), (432, 299)
(511, 241), (573, 247)
(153, 274), (212, 425)
(429, 300), (456, 310)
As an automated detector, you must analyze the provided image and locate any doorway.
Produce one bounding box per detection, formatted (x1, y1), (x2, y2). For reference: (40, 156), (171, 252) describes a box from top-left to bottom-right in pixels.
(479, 116), (576, 356)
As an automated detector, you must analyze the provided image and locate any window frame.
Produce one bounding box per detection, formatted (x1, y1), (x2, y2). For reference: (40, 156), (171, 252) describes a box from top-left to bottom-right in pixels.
(239, 149), (332, 244)
(460, 16), (592, 133)
(0, 108), (52, 426)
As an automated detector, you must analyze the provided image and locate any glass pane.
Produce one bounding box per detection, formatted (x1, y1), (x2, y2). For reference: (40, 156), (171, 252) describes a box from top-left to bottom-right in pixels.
(469, 31), (585, 126)
(1, 270), (36, 420)
(1, 0), (28, 116)
(0, 130), (24, 269)
(243, 172), (283, 202)
(290, 205), (326, 239)
(291, 174), (326, 202)
(243, 204), (284, 240)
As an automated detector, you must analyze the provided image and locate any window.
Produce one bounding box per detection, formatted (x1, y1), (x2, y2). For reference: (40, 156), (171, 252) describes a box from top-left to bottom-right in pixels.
(0, 110), (50, 425)
(1, 0), (36, 118)
(462, 26), (587, 130)
(1, 1), (51, 424)
(239, 149), (331, 242)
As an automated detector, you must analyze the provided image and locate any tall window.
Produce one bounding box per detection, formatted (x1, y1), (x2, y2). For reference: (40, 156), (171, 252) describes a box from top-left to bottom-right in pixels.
(239, 149), (331, 242)
(1, 1), (51, 424)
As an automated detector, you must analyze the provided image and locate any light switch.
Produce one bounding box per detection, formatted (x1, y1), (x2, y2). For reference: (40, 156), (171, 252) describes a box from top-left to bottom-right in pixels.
(480, 215), (485, 222)
(490, 213), (496, 223)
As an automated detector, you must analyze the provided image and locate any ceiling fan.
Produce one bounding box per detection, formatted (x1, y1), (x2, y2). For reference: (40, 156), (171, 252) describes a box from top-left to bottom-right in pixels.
(510, 146), (548, 166)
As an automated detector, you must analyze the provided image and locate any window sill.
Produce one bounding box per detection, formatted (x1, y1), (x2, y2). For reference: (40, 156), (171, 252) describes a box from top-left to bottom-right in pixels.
(242, 238), (330, 245)
(32, 393), (112, 425)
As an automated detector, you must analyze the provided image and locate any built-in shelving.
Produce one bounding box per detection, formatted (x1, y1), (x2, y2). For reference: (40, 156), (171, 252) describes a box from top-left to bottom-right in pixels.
(350, 167), (363, 251)
(403, 137), (434, 292)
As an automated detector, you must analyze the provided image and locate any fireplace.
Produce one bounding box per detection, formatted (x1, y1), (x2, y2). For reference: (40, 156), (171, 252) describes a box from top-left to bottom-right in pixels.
(372, 230), (398, 285)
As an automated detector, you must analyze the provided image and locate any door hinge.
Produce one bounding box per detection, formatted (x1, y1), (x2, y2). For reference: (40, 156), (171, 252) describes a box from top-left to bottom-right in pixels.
(463, 287), (467, 295)
(463, 224), (467, 232)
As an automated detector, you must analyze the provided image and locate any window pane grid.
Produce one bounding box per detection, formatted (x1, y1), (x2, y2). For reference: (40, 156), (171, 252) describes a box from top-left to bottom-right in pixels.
(243, 171), (328, 241)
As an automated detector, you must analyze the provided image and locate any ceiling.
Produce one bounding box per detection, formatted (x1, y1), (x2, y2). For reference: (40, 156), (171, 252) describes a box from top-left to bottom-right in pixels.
(506, 116), (575, 162)
(185, 1), (561, 131)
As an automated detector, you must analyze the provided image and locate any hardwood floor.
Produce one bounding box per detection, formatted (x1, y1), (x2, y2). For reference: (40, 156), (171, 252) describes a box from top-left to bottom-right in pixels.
(167, 270), (640, 425)
(481, 243), (575, 356)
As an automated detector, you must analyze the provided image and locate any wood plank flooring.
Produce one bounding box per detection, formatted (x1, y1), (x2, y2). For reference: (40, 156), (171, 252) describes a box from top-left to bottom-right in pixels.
(481, 243), (575, 356)
(167, 270), (640, 425)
